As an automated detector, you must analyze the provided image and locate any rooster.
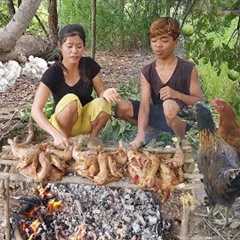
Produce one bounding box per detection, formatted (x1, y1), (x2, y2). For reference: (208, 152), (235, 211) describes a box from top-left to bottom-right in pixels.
(194, 102), (240, 225)
(211, 98), (240, 155)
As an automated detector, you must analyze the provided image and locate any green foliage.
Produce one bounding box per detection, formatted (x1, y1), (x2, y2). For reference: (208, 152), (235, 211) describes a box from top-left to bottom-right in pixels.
(27, 1), (49, 35)
(147, 132), (174, 148)
(0, 0), (49, 35)
(101, 118), (137, 142)
(182, 1), (240, 116)
(20, 98), (54, 123)
(197, 58), (240, 115)
(101, 79), (139, 142)
(44, 98), (54, 118)
(0, 1), (11, 27)
(59, 0), (163, 50)
(20, 105), (32, 122)
(117, 79), (139, 101)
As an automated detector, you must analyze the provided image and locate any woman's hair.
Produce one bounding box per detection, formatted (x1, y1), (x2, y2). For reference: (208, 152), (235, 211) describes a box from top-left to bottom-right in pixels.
(58, 24), (86, 46)
(149, 17), (180, 40)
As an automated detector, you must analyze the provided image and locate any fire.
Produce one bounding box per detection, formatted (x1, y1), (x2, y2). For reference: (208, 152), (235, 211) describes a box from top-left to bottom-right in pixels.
(37, 185), (55, 199)
(30, 219), (41, 233)
(47, 199), (63, 214)
(19, 219), (42, 240)
(15, 185), (63, 239)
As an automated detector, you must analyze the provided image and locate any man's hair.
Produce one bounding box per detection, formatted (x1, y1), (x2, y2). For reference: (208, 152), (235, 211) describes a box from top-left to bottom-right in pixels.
(58, 24), (86, 46)
(149, 17), (180, 40)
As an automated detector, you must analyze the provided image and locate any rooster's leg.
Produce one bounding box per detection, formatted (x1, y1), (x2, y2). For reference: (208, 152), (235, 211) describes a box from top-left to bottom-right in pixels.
(224, 207), (230, 227)
(209, 206), (231, 227)
(208, 205), (218, 218)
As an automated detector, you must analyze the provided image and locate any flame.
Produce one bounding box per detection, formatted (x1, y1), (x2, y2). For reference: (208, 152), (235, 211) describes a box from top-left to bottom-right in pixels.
(37, 185), (54, 199)
(47, 199), (62, 213)
(27, 219), (42, 240)
(20, 222), (30, 234)
(30, 219), (41, 233)
(20, 219), (41, 240)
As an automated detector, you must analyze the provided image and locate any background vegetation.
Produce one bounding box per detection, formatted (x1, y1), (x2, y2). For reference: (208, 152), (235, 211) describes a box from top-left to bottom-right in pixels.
(57, 0), (240, 114)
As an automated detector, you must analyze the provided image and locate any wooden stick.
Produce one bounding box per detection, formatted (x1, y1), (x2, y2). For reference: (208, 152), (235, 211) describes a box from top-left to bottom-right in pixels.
(4, 177), (10, 240)
(203, 217), (226, 240)
(0, 172), (139, 188)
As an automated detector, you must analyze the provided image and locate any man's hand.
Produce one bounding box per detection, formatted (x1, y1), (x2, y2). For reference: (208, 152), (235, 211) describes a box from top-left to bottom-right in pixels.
(130, 134), (145, 149)
(160, 86), (179, 101)
(102, 88), (120, 103)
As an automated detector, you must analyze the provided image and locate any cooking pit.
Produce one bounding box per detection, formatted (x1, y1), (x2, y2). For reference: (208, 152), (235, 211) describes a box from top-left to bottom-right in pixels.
(11, 184), (171, 240)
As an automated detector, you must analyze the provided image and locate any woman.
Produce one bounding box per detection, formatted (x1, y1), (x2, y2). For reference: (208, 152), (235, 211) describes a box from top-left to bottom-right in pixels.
(32, 24), (119, 148)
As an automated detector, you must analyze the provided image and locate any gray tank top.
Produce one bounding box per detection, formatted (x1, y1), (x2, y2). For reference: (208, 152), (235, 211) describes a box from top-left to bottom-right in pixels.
(141, 57), (194, 108)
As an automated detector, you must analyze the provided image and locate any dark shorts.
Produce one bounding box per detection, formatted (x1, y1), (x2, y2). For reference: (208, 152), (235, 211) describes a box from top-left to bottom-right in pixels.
(130, 99), (190, 133)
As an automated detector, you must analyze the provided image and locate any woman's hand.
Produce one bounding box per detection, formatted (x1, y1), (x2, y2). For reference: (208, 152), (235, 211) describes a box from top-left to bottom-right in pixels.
(52, 131), (69, 149)
(102, 88), (120, 103)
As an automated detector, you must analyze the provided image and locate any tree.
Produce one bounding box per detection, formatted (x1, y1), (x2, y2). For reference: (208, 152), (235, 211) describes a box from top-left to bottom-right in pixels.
(91, 0), (96, 59)
(48, 0), (58, 46)
(0, 0), (44, 62)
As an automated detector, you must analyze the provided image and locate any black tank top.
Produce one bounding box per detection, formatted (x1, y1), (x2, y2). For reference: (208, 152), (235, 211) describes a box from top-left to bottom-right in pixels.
(141, 57), (194, 108)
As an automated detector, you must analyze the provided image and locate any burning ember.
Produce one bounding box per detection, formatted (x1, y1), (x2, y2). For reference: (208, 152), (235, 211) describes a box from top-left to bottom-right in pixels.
(12, 185), (64, 240)
(11, 184), (171, 240)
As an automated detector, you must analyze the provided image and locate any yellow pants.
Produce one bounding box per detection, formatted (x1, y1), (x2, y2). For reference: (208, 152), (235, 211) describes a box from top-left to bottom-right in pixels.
(49, 93), (111, 136)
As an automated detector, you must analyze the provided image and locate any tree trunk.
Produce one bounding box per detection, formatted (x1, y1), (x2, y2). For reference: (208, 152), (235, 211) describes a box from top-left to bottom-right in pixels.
(0, 35), (52, 63)
(48, 0), (58, 46)
(0, 0), (42, 53)
(120, 0), (125, 49)
(91, 0), (96, 59)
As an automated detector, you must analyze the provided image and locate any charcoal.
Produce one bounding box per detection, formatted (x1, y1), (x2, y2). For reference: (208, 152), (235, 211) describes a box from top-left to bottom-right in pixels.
(11, 183), (170, 239)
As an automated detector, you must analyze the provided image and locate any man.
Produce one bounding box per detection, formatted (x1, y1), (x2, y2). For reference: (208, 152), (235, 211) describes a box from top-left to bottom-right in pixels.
(116, 17), (203, 148)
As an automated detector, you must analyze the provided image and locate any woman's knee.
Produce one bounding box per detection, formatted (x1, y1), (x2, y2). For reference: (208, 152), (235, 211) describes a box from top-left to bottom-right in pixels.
(56, 100), (78, 122)
(163, 100), (180, 121)
(115, 100), (133, 119)
(92, 98), (111, 112)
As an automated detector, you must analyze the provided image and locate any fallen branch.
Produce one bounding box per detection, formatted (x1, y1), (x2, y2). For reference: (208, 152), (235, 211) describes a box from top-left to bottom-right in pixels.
(1, 109), (19, 131)
(203, 217), (226, 240)
(232, 230), (240, 240)
(0, 120), (24, 143)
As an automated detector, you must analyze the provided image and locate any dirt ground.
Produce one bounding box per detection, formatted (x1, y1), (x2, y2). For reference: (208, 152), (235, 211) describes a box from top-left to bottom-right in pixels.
(1, 51), (240, 240)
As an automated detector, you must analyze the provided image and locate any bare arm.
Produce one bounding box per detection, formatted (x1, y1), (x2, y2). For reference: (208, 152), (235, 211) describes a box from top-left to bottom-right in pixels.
(160, 67), (204, 106)
(93, 74), (120, 103)
(31, 83), (68, 146)
(130, 73), (151, 148)
(92, 74), (105, 97)
(179, 67), (203, 105)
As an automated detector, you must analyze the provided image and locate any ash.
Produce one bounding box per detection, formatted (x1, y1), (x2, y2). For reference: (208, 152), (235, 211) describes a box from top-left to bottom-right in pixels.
(50, 183), (170, 240)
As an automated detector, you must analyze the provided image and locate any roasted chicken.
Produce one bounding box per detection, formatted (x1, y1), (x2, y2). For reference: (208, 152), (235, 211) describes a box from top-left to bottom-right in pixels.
(194, 102), (240, 224)
(8, 138), (72, 181)
(73, 143), (128, 185)
(127, 148), (184, 200)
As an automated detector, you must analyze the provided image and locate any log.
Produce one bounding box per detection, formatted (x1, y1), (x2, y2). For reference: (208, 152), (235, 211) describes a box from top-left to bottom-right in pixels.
(0, 35), (52, 63)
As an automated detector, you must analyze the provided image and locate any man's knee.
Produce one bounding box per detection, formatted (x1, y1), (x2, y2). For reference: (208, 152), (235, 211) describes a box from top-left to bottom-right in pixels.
(163, 100), (179, 121)
(115, 100), (133, 119)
